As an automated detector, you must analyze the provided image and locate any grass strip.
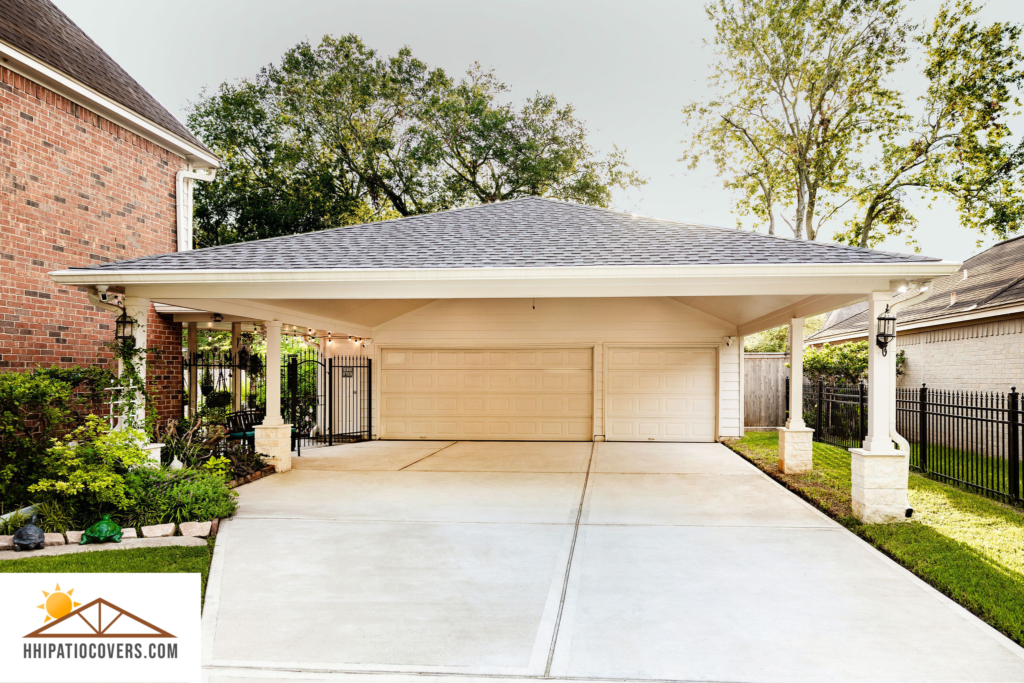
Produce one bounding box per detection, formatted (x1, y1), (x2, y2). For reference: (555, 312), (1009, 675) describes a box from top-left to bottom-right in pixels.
(0, 538), (216, 608)
(727, 431), (1024, 645)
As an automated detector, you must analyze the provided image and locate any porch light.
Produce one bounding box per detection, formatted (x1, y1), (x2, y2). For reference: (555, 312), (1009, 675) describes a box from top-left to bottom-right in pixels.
(876, 305), (896, 356)
(114, 306), (136, 343)
(211, 313), (224, 323)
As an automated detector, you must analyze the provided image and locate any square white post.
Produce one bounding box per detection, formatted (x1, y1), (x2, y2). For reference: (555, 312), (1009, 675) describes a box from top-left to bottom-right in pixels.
(255, 320), (292, 472)
(849, 291), (907, 523)
(778, 317), (813, 473)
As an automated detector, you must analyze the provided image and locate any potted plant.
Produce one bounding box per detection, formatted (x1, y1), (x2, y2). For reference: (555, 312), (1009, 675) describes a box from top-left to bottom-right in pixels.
(200, 367), (214, 397)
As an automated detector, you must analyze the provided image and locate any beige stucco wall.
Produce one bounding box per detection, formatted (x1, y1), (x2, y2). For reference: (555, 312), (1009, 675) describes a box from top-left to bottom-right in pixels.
(369, 297), (741, 441)
(895, 318), (1024, 391)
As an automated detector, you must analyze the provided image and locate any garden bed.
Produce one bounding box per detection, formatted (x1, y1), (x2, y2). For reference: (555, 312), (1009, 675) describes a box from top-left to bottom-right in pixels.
(726, 431), (1024, 646)
(228, 464), (276, 489)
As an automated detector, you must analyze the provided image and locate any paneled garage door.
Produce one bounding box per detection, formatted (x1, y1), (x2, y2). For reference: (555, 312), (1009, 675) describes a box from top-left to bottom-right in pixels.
(380, 348), (593, 441)
(605, 347), (717, 442)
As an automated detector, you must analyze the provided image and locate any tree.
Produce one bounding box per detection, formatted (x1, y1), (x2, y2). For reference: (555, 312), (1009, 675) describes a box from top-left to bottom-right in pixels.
(836, 0), (1024, 248)
(743, 315), (824, 352)
(189, 35), (644, 246)
(682, 0), (910, 239)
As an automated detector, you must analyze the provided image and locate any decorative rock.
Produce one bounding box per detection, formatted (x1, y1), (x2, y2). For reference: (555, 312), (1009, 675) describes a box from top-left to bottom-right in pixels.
(141, 523), (175, 538)
(121, 528), (138, 539)
(65, 530), (84, 544)
(178, 521), (211, 538)
(43, 533), (65, 547)
(0, 536), (12, 551)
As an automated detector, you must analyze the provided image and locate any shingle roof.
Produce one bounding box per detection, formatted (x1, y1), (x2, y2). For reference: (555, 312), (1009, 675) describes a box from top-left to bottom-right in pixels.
(809, 234), (1024, 340)
(0, 0), (213, 155)
(73, 197), (942, 272)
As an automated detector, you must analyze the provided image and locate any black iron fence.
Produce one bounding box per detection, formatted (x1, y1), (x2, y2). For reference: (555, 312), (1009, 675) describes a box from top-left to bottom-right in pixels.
(786, 379), (1023, 505)
(183, 347), (371, 446)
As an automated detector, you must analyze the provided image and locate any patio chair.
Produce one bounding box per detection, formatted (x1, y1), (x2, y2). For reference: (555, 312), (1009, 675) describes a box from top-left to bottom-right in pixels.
(226, 409), (302, 457)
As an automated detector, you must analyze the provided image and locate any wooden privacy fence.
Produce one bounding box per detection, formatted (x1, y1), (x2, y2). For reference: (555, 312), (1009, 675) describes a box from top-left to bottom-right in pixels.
(744, 352), (790, 428)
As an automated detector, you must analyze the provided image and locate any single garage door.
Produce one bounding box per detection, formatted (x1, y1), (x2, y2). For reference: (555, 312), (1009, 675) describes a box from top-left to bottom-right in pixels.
(605, 346), (717, 442)
(380, 348), (593, 440)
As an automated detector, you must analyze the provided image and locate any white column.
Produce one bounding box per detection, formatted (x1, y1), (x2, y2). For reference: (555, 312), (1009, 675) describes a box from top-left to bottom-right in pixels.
(778, 317), (813, 474)
(787, 319), (806, 428)
(849, 290), (907, 523)
(255, 320), (292, 472)
(121, 295), (149, 433)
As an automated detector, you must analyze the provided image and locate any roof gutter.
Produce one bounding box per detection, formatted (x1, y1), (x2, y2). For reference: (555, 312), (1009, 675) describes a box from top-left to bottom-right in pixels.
(176, 169), (217, 251)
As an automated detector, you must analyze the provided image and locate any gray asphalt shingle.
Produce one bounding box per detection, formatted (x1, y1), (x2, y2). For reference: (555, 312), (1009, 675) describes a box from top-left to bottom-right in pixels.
(74, 196), (942, 272)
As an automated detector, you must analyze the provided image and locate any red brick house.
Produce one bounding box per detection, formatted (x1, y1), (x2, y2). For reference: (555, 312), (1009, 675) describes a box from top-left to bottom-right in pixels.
(0, 0), (219, 420)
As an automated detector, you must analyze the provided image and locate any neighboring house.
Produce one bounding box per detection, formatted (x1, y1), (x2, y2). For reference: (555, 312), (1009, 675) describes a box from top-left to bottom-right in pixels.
(807, 235), (1024, 391)
(0, 0), (219, 419)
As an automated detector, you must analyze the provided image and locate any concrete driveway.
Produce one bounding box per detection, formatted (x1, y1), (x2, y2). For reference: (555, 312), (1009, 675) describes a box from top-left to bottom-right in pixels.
(202, 440), (1024, 683)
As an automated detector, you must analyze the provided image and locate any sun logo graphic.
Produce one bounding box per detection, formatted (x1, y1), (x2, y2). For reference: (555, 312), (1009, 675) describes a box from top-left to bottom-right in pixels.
(38, 584), (81, 623)
(25, 584), (174, 638)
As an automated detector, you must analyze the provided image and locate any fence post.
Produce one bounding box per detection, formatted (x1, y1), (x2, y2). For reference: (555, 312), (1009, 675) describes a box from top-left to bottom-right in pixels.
(1009, 386), (1020, 503)
(287, 355), (298, 427)
(328, 358), (334, 447)
(367, 357), (373, 440)
(816, 379), (824, 440)
(919, 383), (928, 473)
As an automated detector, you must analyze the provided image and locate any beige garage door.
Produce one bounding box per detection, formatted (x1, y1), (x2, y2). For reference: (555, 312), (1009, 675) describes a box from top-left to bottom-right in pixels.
(380, 348), (593, 441)
(605, 347), (717, 442)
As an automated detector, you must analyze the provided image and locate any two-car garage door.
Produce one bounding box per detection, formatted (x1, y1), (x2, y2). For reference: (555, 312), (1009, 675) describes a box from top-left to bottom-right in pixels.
(379, 346), (717, 442)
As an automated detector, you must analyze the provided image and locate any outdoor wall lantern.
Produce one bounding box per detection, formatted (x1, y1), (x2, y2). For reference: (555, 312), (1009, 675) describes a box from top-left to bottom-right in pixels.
(211, 313), (224, 323)
(114, 305), (136, 343)
(876, 305), (897, 356)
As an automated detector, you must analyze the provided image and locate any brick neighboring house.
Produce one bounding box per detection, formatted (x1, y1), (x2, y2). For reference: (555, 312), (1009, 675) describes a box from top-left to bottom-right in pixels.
(807, 236), (1024, 391)
(0, 0), (219, 420)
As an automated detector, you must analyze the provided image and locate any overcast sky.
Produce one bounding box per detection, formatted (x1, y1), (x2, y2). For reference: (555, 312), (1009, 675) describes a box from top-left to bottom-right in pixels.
(54, 0), (1024, 262)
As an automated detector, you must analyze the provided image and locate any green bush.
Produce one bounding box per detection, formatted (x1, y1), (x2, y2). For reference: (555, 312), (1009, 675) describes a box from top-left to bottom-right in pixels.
(29, 416), (150, 514)
(121, 468), (237, 527)
(804, 341), (906, 384)
(0, 367), (116, 508)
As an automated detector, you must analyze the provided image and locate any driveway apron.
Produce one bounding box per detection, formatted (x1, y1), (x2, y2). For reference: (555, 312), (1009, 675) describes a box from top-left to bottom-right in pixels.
(202, 441), (1024, 683)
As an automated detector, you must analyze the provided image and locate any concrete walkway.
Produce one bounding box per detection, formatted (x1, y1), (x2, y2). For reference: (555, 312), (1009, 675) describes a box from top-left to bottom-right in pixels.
(202, 440), (1024, 683)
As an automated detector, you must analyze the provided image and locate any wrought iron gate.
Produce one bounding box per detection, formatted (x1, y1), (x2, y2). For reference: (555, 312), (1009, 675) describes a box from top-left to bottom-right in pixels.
(286, 352), (372, 447)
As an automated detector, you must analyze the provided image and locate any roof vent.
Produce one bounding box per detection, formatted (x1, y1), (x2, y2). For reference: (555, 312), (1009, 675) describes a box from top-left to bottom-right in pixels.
(962, 269), (969, 280)
(950, 292), (957, 306)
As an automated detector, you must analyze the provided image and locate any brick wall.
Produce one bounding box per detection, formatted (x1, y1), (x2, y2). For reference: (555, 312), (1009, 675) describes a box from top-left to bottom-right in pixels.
(895, 318), (1024, 391)
(0, 65), (184, 420)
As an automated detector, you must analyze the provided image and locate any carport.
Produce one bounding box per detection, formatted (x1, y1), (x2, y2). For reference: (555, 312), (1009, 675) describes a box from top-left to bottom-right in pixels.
(51, 196), (960, 522)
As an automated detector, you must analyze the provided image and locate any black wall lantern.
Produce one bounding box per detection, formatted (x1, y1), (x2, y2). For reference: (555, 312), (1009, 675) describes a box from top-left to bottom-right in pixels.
(114, 306), (137, 343)
(876, 304), (897, 356)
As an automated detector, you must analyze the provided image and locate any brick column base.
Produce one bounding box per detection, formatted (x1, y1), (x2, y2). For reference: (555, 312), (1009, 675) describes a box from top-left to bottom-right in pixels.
(778, 426), (814, 474)
(255, 423), (293, 473)
(849, 448), (908, 523)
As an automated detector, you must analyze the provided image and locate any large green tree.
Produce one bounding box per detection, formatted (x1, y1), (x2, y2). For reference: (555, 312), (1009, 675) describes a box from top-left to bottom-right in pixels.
(684, 0), (1024, 249)
(682, 0), (910, 239)
(189, 35), (644, 247)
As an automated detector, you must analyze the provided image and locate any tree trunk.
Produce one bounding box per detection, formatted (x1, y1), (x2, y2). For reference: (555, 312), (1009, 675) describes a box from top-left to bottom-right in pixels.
(859, 201), (879, 248)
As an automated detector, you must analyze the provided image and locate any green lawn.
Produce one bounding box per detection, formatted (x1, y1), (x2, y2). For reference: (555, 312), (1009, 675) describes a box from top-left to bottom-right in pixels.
(0, 539), (216, 606)
(729, 431), (1024, 645)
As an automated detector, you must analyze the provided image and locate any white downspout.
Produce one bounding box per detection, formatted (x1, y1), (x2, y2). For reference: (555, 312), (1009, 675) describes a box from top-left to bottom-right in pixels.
(888, 281), (935, 451)
(175, 168), (217, 252)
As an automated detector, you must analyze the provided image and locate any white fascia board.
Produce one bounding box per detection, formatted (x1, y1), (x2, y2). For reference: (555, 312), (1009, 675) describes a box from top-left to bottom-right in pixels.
(807, 301), (1024, 345)
(0, 40), (220, 169)
(49, 261), (962, 300)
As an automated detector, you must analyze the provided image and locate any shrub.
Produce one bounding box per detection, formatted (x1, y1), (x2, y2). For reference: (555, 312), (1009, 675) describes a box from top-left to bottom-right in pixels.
(803, 341), (906, 384)
(0, 511), (29, 535)
(122, 468), (237, 527)
(29, 416), (150, 514)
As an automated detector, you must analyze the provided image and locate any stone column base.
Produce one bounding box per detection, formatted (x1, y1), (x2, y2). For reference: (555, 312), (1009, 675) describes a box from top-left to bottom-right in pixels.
(255, 423), (293, 473)
(849, 448), (908, 523)
(778, 426), (814, 474)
